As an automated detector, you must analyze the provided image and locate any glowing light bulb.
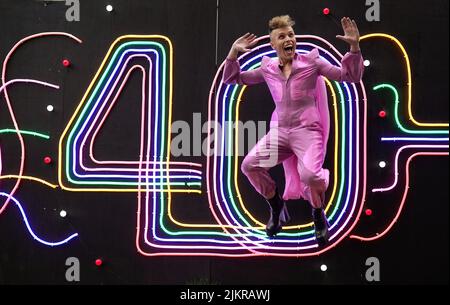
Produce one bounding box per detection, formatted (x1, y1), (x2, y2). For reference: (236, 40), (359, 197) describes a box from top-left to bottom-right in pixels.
(106, 5), (113, 12)
(378, 161), (386, 168)
(363, 59), (371, 67)
(47, 105), (54, 112)
(60, 210), (67, 217)
(320, 264), (327, 271)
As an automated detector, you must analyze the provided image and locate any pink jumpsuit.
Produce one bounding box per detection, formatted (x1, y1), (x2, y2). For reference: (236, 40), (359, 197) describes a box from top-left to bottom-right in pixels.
(223, 48), (364, 208)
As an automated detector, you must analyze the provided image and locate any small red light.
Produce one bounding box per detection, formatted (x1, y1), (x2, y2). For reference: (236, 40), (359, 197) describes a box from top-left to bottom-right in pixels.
(378, 110), (386, 118)
(365, 209), (372, 216)
(44, 156), (52, 164)
(323, 8), (330, 15)
(95, 259), (103, 266)
(62, 59), (71, 67)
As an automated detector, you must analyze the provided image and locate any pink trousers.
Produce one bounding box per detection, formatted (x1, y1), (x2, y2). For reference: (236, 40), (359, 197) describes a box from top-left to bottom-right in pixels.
(241, 125), (329, 208)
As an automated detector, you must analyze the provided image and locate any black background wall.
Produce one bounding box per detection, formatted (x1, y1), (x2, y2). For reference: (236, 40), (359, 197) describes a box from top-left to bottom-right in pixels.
(0, 0), (448, 284)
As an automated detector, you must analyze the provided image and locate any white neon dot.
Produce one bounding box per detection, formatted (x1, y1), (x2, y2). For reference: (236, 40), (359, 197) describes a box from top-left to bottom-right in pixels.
(378, 161), (386, 168)
(363, 59), (371, 67)
(47, 105), (54, 112)
(59, 210), (67, 218)
(320, 264), (327, 272)
(106, 5), (113, 12)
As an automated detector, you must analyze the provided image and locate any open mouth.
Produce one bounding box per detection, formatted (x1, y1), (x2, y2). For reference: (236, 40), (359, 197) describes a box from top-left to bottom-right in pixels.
(284, 45), (294, 55)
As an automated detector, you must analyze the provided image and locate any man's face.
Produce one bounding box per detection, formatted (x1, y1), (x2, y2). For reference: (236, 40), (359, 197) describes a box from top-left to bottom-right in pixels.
(270, 26), (296, 63)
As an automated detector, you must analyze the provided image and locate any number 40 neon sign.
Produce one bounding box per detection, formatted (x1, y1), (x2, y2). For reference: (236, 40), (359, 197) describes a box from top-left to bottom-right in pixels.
(9, 33), (442, 257)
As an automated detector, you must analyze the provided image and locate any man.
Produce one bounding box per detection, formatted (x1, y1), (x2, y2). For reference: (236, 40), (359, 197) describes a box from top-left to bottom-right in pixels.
(223, 15), (363, 246)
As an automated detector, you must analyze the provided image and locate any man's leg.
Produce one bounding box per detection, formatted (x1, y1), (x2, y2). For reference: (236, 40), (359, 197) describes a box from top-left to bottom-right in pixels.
(290, 128), (330, 246)
(241, 127), (292, 199)
(240, 127), (292, 237)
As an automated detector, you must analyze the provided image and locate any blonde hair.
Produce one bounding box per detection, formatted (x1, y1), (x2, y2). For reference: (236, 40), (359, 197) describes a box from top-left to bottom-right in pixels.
(268, 15), (295, 33)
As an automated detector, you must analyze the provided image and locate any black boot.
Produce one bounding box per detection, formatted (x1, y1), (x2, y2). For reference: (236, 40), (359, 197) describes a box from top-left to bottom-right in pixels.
(266, 189), (291, 237)
(312, 208), (329, 247)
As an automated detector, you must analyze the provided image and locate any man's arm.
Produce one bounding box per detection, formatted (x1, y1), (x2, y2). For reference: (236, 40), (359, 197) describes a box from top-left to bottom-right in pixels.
(222, 33), (265, 85)
(316, 17), (364, 82)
